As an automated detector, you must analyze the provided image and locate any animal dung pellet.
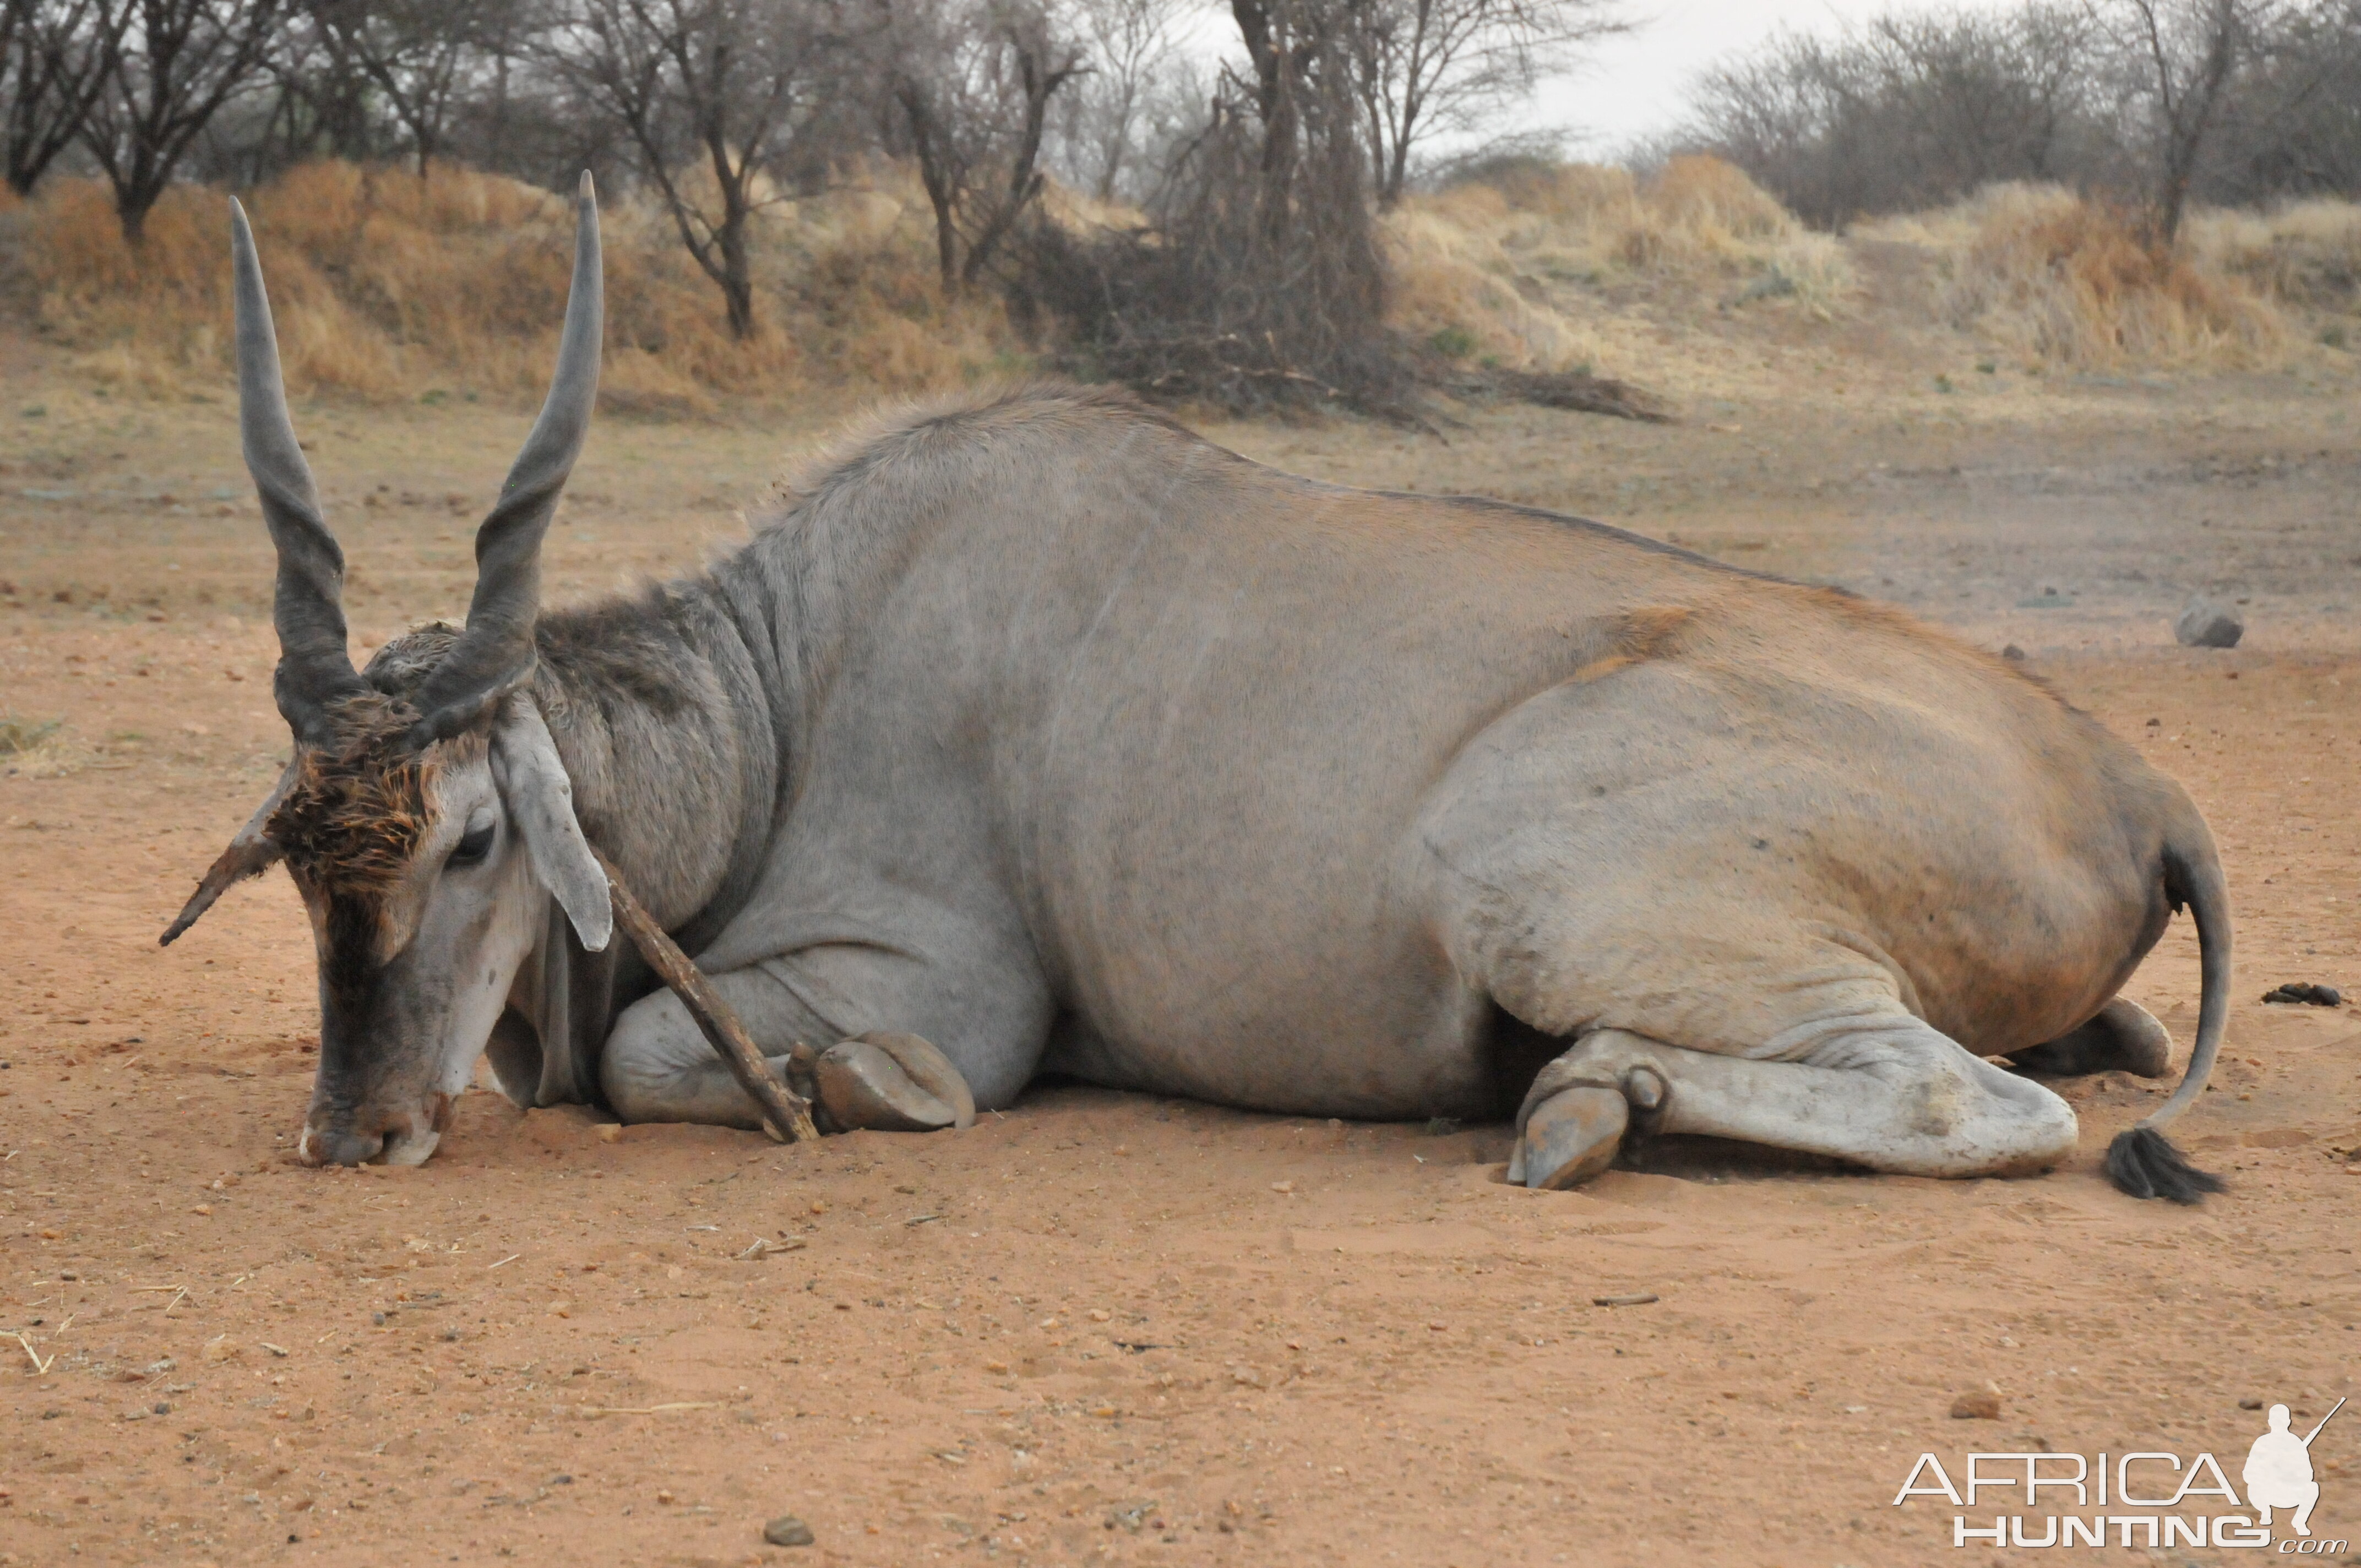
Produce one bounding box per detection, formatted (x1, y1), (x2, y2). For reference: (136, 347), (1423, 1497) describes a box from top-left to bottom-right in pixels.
(1950, 1389), (2003, 1420)
(1592, 1292), (1658, 1307)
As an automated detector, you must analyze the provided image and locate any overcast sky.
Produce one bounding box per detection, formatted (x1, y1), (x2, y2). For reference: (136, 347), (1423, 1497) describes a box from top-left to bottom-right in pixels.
(1525, 0), (2017, 153)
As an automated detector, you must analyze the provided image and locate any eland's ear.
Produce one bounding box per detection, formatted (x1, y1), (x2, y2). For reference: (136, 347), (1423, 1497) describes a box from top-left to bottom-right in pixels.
(489, 693), (611, 953)
(161, 759), (299, 945)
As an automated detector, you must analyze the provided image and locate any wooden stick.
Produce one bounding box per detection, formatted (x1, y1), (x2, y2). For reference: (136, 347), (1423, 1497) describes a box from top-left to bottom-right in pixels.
(596, 851), (820, 1145)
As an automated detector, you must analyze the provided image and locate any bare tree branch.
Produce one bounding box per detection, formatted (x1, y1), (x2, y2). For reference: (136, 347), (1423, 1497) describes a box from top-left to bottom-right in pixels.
(79, 0), (284, 244)
(4, 0), (125, 196)
(1346, 0), (1629, 208)
(546, 0), (851, 339)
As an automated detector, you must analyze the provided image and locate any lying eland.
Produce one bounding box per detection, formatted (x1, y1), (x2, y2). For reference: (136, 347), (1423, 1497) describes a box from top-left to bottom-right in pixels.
(166, 176), (2231, 1202)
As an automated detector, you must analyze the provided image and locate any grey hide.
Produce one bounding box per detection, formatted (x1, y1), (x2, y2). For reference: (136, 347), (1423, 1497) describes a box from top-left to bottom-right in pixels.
(472, 384), (2230, 1193)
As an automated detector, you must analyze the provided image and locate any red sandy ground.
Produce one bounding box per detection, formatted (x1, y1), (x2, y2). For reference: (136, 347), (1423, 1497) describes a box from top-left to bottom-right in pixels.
(2, 334), (2358, 1567)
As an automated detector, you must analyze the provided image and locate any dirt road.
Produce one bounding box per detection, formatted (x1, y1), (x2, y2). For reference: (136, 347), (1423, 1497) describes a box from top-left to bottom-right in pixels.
(3, 332), (2357, 1566)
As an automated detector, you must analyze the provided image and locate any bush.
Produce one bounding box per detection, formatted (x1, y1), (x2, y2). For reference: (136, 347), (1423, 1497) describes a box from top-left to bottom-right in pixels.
(17, 160), (1023, 409)
(1867, 184), (2287, 366)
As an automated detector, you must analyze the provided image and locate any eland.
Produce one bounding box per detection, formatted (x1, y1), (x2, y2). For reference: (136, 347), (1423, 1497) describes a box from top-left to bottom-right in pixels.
(166, 176), (2231, 1201)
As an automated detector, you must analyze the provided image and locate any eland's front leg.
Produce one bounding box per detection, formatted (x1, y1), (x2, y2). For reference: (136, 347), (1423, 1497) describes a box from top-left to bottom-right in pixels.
(1511, 1020), (2080, 1189)
(601, 968), (976, 1133)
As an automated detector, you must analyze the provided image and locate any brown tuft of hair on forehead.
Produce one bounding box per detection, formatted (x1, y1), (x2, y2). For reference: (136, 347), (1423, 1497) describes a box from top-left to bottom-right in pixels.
(268, 690), (474, 898)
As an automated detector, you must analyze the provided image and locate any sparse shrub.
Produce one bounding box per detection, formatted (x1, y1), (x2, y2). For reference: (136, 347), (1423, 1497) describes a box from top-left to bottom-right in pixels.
(0, 713), (62, 755)
(1027, 7), (1407, 418)
(1427, 325), (1478, 358)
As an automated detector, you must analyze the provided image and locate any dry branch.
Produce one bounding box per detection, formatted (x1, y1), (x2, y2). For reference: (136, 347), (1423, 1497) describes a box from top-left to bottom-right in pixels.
(596, 851), (820, 1145)
(1454, 366), (1673, 422)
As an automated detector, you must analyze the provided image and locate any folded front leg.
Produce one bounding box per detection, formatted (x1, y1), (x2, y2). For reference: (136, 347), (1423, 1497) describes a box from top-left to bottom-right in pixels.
(603, 968), (978, 1134)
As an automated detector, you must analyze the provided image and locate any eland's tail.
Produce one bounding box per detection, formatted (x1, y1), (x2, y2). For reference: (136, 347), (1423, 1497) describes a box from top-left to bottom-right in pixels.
(2102, 820), (2232, 1203)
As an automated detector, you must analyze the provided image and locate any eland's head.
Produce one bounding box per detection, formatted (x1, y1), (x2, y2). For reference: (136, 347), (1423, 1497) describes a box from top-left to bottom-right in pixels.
(162, 176), (614, 1167)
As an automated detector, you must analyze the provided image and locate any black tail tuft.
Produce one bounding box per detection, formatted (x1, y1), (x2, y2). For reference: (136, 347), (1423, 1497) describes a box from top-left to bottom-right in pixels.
(2103, 1125), (2226, 1204)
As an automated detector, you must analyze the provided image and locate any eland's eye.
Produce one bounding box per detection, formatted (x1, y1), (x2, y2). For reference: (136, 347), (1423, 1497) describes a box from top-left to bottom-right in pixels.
(449, 821), (496, 866)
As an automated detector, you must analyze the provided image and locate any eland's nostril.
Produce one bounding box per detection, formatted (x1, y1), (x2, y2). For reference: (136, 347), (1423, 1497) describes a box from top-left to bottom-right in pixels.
(312, 1126), (385, 1167)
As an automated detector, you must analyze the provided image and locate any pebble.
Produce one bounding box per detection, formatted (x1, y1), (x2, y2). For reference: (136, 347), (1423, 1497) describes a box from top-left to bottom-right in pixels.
(2240, 1396), (2265, 1410)
(763, 1515), (816, 1547)
(1951, 1389), (2003, 1420)
(2173, 595), (2243, 649)
(1592, 1292), (1658, 1307)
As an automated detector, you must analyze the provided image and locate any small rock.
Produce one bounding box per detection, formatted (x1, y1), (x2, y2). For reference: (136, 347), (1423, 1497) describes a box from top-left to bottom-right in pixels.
(2240, 1396), (2265, 1410)
(2174, 595), (2243, 649)
(1592, 1292), (1659, 1307)
(763, 1515), (816, 1547)
(1950, 1389), (2003, 1420)
(2001, 644), (2026, 661)
(2261, 982), (2341, 1007)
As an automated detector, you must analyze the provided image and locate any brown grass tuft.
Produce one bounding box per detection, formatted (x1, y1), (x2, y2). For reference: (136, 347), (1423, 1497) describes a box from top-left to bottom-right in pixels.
(1869, 184), (2289, 367)
(2186, 199), (2361, 315)
(1381, 155), (1854, 375)
(20, 160), (1024, 408)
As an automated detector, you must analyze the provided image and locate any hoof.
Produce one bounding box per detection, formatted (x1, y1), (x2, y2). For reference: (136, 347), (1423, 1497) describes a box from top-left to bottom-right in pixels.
(814, 1032), (976, 1133)
(2099, 999), (2173, 1079)
(2010, 998), (2173, 1080)
(1519, 1085), (1628, 1191)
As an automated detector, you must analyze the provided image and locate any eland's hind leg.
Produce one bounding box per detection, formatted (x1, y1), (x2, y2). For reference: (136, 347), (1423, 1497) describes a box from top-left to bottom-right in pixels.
(1511, 1021), (2079, 1189)
(2003, 996), (2173, 1079)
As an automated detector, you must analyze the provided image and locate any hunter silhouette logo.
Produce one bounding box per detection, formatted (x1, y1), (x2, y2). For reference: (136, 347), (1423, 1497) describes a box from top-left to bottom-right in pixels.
(1893, 1396), (2347, 1551)
(2247, 1399), (2342, 1538)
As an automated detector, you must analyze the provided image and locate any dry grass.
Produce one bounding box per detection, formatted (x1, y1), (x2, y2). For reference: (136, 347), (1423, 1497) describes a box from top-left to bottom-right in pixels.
(0, 710), (81, 778)
(2187, 199), (2361, 321)
(1864, 184), (2293, 368)
(16, 161), (1022, 411)
(1382, 155), (1856, 373)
